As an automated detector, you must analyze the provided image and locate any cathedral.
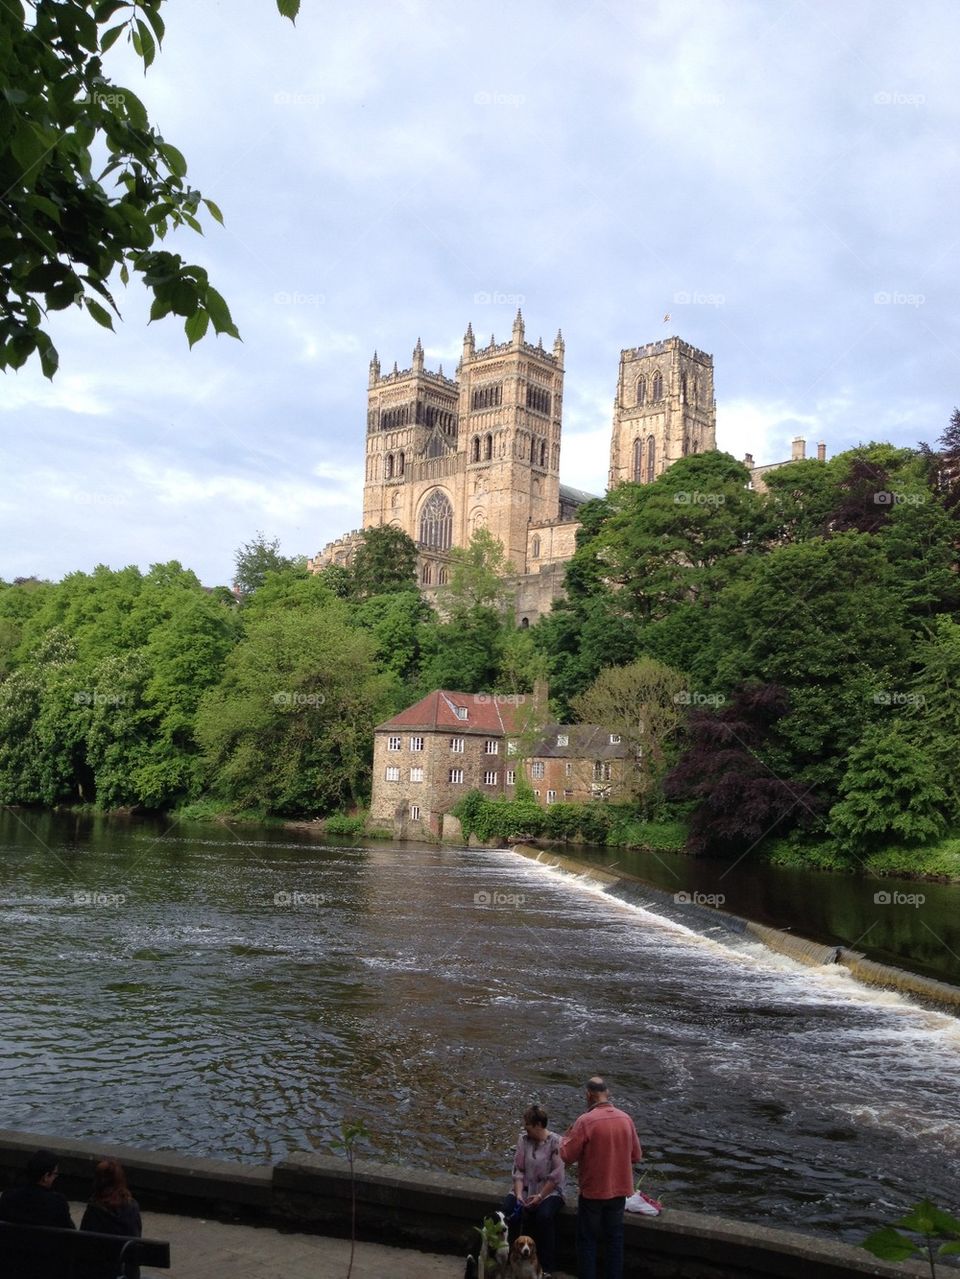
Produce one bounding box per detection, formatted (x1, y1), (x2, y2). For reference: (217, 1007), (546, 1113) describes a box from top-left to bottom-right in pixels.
(311, 314), (805, 623)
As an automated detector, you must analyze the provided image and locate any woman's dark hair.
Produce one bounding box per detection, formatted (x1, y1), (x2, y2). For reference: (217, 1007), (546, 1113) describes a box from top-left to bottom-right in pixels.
(90, 1158), (133, 1209)
(523, 1104), (548, 1128)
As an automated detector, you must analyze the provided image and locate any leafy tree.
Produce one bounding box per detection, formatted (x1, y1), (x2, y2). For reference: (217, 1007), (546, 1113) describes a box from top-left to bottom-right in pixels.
(233, 532), (299, 597)
(417, 605), (505, 694)
(829, 727), (948, 858)
(349, 526), (418, 599)
(352, 589), (434, 690)
(907, 616), (960, 821)
(437, 527), (514, 615)
(0, 0), (298, 377)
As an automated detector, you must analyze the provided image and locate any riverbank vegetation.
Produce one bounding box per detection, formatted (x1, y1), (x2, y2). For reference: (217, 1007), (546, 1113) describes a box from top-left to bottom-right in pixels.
(2, 422), (960, 878)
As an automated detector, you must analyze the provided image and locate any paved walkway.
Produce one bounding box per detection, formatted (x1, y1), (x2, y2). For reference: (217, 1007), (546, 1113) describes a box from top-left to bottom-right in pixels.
(72, 1203), (575, 1278)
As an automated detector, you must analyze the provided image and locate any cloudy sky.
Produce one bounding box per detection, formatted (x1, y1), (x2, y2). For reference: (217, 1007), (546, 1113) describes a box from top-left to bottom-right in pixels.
(4, 0), (958, 586)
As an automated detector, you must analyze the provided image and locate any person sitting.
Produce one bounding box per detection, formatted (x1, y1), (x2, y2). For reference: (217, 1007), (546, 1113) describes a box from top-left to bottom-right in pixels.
(502, 1103), (565, 1277)
(0, 1148), (75, 1279)
(79, 1158), (143, 1279)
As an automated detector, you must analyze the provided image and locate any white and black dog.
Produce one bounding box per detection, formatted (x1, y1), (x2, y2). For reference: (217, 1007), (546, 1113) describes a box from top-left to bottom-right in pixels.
(464, 1210), (510, 1278)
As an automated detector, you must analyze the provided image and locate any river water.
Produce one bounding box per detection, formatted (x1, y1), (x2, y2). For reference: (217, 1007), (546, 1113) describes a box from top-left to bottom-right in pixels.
(1, 810), (958, 1247)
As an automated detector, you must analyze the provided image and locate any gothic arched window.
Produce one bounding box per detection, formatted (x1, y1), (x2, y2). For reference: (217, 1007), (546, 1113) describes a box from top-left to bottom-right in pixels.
(422, 563), (432, 585)
(438, 566), (448, 585)
(419, 489), (453, 550)
(530, 437), (537, 463)
(646, 435), (656, 484)
(636, 375), (646, 406)
(483, 433), (493, 461)
(397, 451), (404, 477)
(539, 440), (547, 467)
(471, 436), (481, 463)
(633, 437), (643, 483)
(652, 371), (663, 402)
(385, 453), (394, 479)
(532, 535), (541, 559)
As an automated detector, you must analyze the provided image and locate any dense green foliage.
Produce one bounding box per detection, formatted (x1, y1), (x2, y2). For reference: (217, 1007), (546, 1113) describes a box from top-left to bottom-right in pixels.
(2, 426), (960, 872)
(1, 1), (299, 376)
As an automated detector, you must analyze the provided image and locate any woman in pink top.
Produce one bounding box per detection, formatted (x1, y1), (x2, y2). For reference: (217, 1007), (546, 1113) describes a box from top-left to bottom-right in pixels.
(502, 1103), (565, 1276)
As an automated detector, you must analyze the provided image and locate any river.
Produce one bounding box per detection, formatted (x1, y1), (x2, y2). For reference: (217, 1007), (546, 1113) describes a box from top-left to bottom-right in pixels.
(0, 810), (957, 1248)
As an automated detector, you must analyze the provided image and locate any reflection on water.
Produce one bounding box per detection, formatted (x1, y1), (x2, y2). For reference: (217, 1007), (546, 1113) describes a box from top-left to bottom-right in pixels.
(0, 810), (958, 1246)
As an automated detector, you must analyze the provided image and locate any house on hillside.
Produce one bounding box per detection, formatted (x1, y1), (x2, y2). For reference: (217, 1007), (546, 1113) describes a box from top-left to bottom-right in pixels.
(370, 689), (632, 839)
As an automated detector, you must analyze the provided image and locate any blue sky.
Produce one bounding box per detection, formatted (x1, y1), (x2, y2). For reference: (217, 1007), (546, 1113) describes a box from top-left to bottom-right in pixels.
(3, 0), (958, 586)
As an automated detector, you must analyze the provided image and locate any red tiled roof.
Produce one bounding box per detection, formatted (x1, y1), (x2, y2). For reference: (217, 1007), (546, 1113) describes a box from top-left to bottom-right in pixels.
(375, 690), (526, 736)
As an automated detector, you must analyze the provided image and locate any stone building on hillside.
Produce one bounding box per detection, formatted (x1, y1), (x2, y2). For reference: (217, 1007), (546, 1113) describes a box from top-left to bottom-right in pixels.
(370, 689), (633, 838)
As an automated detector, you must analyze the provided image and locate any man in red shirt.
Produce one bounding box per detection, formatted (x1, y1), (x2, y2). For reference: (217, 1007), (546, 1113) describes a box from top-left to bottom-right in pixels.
(559, 1077), (642, 1279)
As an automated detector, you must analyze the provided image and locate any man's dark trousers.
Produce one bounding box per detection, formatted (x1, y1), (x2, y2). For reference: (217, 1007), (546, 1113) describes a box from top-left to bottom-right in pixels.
(576, 1194), (626, 1279)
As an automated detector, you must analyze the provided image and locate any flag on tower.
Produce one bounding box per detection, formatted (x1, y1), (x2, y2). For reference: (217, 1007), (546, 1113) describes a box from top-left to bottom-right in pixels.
(663, 313), (671, 324)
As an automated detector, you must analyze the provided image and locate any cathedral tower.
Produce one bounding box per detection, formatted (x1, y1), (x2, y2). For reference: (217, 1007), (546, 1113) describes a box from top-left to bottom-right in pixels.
(608, 337), (716, 488)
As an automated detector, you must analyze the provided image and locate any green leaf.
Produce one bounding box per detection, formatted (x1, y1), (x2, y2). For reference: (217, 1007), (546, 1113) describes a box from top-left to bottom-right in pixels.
(940, 1242), (960, 1257)
(25, 194), (63, 225)
(11, 123), (53, 179)
(277, 0), (301, 20)
(897, 1200), (960, 1237)
(149, 293), (173, 322)
(142, 5), (165, 45)
(185, 308), (209, 349)
(135, 19), (156, 68)
(100, 22), (127, 53)
(203, 198), (224, 226)
(862, 1227), (920, 1263)
(39, 339), (60, 380)
(204, 286), (240, 339)
(161, 143), (188, 178)
(119, 263), (129, 286)
(85, 299), (115, 330)
(94, 1), (131, 21)
(170, 279), (198, 317)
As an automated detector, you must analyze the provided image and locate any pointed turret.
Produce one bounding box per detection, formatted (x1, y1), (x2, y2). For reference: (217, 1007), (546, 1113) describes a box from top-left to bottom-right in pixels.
(438, 362), (444, 378)
(553, 328), (565, 361)
(392, 360), (399, 376)
(413, 336), (424, 371)
(368, 349), (380, 387)
(512, 307), (525, 345)
(489, 333), (496, 349)
(462, 321), (475, 362)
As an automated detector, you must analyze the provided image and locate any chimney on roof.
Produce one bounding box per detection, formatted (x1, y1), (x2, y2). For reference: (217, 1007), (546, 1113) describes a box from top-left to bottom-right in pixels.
(817, 441), (826, 462)
(791, 437), (806, 461)
(743, 452), (754, 468)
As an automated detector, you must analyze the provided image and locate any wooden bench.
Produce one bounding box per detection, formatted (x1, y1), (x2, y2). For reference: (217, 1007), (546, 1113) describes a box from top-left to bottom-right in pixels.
(0, 1219), (171, 1275)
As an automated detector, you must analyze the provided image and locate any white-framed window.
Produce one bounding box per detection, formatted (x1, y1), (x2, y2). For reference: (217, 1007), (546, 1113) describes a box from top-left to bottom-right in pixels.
(449, 768), (464, 784)
(484, 739), (498, 755)
(409, 736), (424, 752)
(565, 762), (572, 777)
(531, 761), (545, 779)
(450, 737), (464, 753)
(410, 804), (421, 820)
(563, 788), (573, 799)
(557, 733), (569, 747)
(506, 769), (516, 785)
(410, 767), (423, 783)
(594, 761), (612, 782)
(533, 789), (541, 798)
(610, 734), (621, 744)
(547, 789), (556, 804)
(387, 735), (401, 751)
(484, 770), (498, 785)
(455, 706), (468, 719)
(385, 766), (400, 781)
(507, 739), (518, 756)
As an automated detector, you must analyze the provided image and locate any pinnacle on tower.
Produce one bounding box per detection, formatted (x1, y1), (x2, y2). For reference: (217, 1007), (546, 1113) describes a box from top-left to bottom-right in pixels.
(462, 321), (476, 360)
(489, 333), (496, 349)
(553, 328), (565, 358)
(413, 336), (424, 370)
(368, 349), (380, 387)
(392, 360), (399, 375)
(438, 362), (444, 377)
(512, 308), (525, 344)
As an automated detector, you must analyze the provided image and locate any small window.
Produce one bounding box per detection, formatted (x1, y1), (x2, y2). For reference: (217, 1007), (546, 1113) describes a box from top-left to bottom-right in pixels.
(385, 766), (400, 781)
(531, 535), (541, 560)
(557, 733), (569, 747)
(438, 567), (448, 585)
(484, 433), (493, 461)
(450, 737), (464, 753)
(652, 371), (663, 402)
(471, 436), (481, 463)
(484, 770), (498, 785)
(636, 374), (646, 406)
(533, 789), (540, 798)
(531, 761), (545, 780)
(455, 706), (468, 720)
(565, 762), (572, 777)
(610, 734), (621, 744)
(421, 563), (432, 586)
(506, 769), (516, 785)
(484, 740), (498, 755)
(410, 767), (423, 783)
(410, 804), (421, 820)
(449, 768), (464, 784)
(547, 789), (556, 804)
(397, 451), (405, 476)
(387, 735), (401, 751)
(409, 736), (424, 752)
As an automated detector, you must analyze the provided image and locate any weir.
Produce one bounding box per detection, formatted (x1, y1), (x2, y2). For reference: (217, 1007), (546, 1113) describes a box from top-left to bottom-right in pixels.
(511, 844), (960, 1012)
(0, 1130), (928, 1279)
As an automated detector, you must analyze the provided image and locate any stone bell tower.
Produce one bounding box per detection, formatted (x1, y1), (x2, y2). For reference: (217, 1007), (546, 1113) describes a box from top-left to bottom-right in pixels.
(608, 337), (716, 488)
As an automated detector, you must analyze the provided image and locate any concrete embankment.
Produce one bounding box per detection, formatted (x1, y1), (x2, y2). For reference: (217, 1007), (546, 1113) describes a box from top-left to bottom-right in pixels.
(509, 844), (960, 1012)
(0, 1129), (927, 1278)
